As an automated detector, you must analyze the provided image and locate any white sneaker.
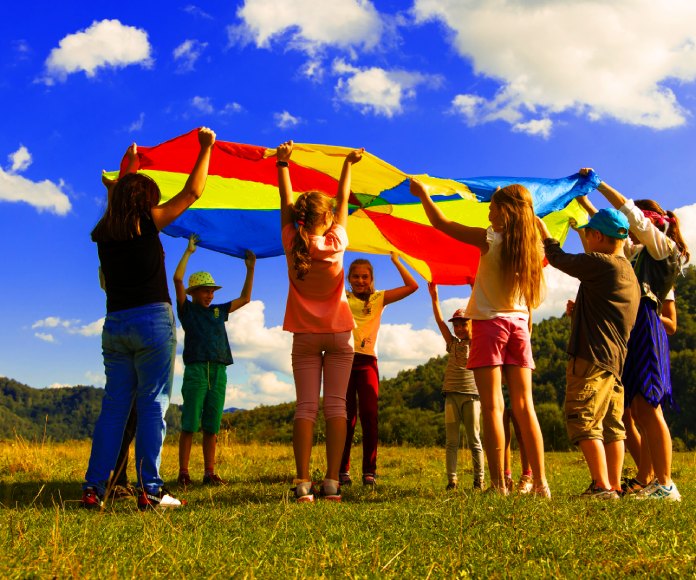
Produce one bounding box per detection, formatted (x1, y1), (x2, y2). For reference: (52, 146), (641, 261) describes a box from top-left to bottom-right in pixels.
(634, 480), (682, 502)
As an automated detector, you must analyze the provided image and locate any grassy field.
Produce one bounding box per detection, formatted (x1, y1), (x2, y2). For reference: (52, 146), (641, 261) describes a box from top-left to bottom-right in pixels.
(0, 435), (694, 578)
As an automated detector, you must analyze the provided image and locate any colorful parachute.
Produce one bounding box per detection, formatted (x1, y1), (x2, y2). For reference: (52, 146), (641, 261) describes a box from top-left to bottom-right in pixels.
(110, 129), (593, 284)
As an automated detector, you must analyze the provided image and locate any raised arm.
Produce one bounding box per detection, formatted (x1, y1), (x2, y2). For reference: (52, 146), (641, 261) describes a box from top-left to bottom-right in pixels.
(335, 148), (363, 228)
(229, 250), (256, 313)
(410, 178), (488, 250)
(173, 234), (197, 306)
(383, 253), (419, 305)
(428, 283), (453, 346)
(579, 168), (627, 210)
(276, 140), (294, 228)
(152, 127), (216, 230)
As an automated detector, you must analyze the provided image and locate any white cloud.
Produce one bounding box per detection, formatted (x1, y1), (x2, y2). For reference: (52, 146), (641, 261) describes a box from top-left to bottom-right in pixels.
(48, 382), (71, 389)
(333, 59), (435, 117)
(0, 145), (71, 215)
(274, 110), (301, 129)
(35, 332), (56, 343)
(8, 145), (32, 173)
(222, 102), (244, 114)
(230, 0), (383, 52)
(512, 118), (553, 139)
(184, 5), (213, 19)
(535, 265), (581, 321)
(31, 316), (103, 337)
(376, 323), (443, 377)
(191, 95), (214, 114)
(43, 19), (152, 84)
(127, 112), (145, 132)
(226, 364), (295, 408)
(85, 371), (106, 387)
(674, 203), (696, 262)
(414, 0), (696, 133)
(173, 39), (208, 72)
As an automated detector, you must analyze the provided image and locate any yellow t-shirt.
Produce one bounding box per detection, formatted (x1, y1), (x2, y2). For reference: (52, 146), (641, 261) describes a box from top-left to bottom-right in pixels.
(347, 290), (386, 358)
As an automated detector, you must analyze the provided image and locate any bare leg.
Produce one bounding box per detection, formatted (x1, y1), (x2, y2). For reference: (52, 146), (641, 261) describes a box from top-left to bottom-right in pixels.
(632, 396), (672, 486)
(578, 439), (610, 489)
(505, 365), (547, 487)
(179, 431), (194, 472)
(503, 408), (512, 474)
(623, 407), (641, 467)
(474, 366), (505, 489)
(202, 431), (216, 473)
(605, 440), (624, 491)
(511, 411), (531, 473)
(293, 418), (314, 480)
(325, 417), (347, 481)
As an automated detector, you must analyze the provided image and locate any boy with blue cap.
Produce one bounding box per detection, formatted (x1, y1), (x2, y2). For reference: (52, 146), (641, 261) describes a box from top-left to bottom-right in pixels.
(536, 205), (640, 499)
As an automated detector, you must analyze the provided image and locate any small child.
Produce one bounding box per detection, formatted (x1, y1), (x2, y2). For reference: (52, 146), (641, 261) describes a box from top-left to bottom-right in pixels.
(174, 235), (256, 487)
(536, 208), (640, 498)
(429, 283), (484, 491)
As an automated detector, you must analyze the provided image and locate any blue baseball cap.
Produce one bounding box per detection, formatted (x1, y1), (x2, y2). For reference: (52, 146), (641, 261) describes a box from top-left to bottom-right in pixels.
(577, 208), (629, 239)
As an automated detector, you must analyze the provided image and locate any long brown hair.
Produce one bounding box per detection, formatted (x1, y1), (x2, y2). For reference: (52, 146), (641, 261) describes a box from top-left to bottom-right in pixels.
(635, 199), (690, 264)
(348, 259), (375, 296)
(91, 173), (161, 242)
(290, 191), (335, 280)
(491, 184), (544, 309)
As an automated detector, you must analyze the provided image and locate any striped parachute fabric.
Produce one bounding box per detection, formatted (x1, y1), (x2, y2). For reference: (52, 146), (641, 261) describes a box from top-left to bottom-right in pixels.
(110, 129), (594, 284)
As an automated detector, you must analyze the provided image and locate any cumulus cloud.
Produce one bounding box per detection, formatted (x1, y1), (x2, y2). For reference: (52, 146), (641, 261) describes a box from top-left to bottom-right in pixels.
(0, 146), (71, 215)
(534, 266), (581, 321)
(35, 332), (56, 343)
(333, 59), (436, 117)
(32, 316), (104, 337)
(173, 39), (208, 72)
(377, 323), (443, 377)
(43, 19), (152, 84)
(226, 364), (295, 408)
(274, 110), (301, 129)
(414, 0), (696, 133)
(230, 0), (383, 52)
(85, 371), (106, 387)
(190, 96), (243, 116)
(512, 118), (553, 139)
(48, 382), (72, 389)
(674, 203), (696, 260)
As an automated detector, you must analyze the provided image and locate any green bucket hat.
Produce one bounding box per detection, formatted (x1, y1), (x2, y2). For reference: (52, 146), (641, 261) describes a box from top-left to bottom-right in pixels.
(186, 271), (222, 294)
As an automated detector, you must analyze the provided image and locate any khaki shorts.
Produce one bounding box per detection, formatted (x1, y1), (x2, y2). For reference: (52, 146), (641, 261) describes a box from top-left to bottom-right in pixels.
(565, 357), (625, 445)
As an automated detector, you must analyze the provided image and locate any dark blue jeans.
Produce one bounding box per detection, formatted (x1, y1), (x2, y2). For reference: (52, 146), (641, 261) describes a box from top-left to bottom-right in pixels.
(84, 303), (176, 495)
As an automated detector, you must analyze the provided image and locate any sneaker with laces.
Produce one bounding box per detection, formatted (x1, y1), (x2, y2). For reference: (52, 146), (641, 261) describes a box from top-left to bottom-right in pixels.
(138, 488), (185, 511)
(362, 473), (377, 486)
(81, 487), (103, 509)
(109, 483), (137, 500)
(202, 473), (227, 486)
(633, 480), (682, 502)
(292, 480), (314, 503)
(517, 474), (533, 495)
(504, 475), (513, 493)
(446, 480), (457, 491)
(620, 477), (646, 496)
(579, 481), (620, 500)
(339, 472), (352, 486)
(177, 472), (192, 489)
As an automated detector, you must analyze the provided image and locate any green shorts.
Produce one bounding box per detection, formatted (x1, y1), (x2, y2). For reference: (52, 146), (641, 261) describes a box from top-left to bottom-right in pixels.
(565, 357), (625, 445)
(181, 362), (228, 434)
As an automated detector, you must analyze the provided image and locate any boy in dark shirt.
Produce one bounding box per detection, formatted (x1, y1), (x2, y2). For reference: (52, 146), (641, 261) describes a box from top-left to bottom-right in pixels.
(536, 207), (640, 499)
(174, 235), (255, 487)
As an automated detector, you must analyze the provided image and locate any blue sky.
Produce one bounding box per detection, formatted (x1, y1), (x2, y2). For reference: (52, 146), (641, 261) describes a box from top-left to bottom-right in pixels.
(2, 0), (695, 408)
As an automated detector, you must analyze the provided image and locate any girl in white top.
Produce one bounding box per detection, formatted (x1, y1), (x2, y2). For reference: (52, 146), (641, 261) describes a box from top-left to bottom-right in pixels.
(411, 179), (550, 496)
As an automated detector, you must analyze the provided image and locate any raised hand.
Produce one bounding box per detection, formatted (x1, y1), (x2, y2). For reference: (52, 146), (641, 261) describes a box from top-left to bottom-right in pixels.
(276, 140), (293, 163)
(198, 126), (216, 149)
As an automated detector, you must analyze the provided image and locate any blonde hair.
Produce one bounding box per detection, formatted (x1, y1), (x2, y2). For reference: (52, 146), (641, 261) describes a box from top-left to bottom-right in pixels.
(348, 259), (375, 295)
(491, 184), (544, 309)
(290, 191), (335, 280)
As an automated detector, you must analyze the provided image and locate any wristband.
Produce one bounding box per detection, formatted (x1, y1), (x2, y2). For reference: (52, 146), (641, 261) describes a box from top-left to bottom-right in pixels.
(276, 161), (289, 168)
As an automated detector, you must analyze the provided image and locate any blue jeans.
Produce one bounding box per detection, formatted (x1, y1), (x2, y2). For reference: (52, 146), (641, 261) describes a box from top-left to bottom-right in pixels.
(84, 302), (176, 495)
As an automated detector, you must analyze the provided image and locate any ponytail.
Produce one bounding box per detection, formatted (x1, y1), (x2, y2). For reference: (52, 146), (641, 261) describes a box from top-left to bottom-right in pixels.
(290, 191), (335, 280)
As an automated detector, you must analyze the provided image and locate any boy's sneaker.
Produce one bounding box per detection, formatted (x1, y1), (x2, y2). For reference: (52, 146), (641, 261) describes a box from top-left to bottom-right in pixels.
(362, 473), (377, 486)
(202, 473), (227, 486)
(579, 481), (620, 500)
(446, 480), (458, 491)
(177, 472), (192, 489)
(339, 472), (352, 486)
(81, 487), (103, 509)
(292, 480), (314, 503)
(109, 483), (137, 499)
(138, 487), (185, 511)
(633, 480), (682, 502)
(517, 474), (533, 495)
(620, 477), (646, 496)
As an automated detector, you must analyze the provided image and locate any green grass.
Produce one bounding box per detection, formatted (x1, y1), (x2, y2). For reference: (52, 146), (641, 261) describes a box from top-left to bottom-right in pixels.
(1, 437), (695, 578)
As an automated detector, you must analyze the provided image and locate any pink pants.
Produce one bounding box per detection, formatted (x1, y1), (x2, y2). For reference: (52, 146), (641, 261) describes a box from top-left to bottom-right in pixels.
(292, 331), (354, 422)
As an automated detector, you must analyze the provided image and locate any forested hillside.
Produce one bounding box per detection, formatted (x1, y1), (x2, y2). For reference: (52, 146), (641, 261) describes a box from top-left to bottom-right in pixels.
(2, 267), (695, 448)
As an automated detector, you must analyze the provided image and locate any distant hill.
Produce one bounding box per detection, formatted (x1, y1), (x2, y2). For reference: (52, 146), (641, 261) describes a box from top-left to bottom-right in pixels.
(3, 267), (696, 448)
(0, 377), (182, 442)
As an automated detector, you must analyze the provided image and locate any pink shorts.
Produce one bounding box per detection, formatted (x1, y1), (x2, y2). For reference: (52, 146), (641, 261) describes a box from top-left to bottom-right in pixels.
(467, 317), (535, 370)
